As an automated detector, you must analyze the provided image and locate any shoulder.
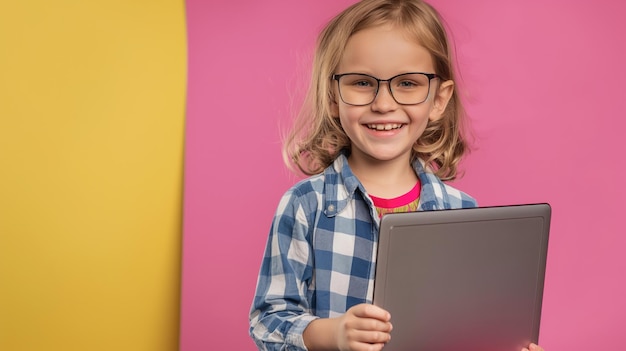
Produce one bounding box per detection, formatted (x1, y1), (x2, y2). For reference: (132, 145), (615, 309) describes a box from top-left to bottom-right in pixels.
(279, 155), (348, 209)
(440, 182), (478, 209)
(285, 173), (325, 200)
(414, 160), (477, 209)
(275, 155), (352, 220)
(273, 173), (325, 221)
(422, 172), (477, 209)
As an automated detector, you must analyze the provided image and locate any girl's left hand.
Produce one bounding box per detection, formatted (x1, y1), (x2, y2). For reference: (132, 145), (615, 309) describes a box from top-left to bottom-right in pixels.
(522, 343), (544, 351)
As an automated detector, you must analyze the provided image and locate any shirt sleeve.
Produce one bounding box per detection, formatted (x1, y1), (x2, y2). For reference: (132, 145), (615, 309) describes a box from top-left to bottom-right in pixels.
(249, 187), (319, 351)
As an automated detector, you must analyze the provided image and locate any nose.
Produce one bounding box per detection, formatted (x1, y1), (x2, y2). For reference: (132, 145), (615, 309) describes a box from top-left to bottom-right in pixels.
(371, 81), (398, 113)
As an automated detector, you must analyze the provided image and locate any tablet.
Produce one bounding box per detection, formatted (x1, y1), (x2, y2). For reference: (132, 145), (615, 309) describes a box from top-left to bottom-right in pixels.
(373, 203), (551, 351)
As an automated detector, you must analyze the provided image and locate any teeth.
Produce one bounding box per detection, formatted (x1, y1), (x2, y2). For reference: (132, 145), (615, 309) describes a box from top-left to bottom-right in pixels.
(367, 123), (402, 131)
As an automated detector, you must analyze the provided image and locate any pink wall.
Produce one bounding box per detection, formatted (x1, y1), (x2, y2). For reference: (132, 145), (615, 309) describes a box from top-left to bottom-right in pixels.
(181, 1), (626, 350)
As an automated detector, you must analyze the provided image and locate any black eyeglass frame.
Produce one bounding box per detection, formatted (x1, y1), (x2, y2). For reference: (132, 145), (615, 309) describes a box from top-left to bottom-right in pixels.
(331, 72), (439, 106)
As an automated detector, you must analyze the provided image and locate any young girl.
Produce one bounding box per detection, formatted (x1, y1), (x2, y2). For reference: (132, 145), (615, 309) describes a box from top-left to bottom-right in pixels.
(250, 1), (546, 351)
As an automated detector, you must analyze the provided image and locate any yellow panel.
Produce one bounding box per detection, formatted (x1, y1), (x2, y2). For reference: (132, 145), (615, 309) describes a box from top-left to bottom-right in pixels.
(0, 1), (186, 350)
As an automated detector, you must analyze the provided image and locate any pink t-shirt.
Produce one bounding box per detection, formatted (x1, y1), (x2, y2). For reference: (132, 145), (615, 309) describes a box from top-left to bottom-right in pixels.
(369, 181), (421, 218)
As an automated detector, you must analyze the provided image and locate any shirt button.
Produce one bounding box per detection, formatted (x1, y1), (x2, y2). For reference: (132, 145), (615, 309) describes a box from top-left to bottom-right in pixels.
(328, 204), (335, 212)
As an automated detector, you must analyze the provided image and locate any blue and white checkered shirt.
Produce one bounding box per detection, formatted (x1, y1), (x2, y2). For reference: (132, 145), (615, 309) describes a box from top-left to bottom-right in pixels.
(249, 153), (477, 350)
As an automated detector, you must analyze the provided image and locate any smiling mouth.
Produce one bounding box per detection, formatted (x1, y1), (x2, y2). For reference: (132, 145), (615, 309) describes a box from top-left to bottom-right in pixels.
(366, 123), (403, 131)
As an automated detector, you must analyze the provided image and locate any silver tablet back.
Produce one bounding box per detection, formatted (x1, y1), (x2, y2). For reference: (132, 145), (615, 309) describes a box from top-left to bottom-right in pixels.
(373, 204), (551, 351)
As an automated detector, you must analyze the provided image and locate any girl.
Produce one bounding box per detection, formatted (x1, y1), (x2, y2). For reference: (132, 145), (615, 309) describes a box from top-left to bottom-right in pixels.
(250, 1), (546, 351)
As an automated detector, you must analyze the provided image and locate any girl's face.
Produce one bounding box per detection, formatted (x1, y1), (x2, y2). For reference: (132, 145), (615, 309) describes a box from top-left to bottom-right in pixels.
(331, 24), (453, 166)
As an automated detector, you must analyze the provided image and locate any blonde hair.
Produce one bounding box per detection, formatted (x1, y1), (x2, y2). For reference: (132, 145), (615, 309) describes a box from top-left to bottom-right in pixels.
(283, 0), (469, 181)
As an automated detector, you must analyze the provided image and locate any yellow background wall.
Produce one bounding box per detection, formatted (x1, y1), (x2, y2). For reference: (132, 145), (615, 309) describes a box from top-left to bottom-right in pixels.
(0, 1), (186, 350)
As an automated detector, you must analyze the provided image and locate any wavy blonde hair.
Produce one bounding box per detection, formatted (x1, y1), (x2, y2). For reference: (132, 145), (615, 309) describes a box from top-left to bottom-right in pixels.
(283, 0), (470, 181)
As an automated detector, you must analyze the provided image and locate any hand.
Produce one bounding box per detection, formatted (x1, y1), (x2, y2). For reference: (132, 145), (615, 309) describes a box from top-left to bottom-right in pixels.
(522, 343), (545, 351)
(335, 303), (393, 351)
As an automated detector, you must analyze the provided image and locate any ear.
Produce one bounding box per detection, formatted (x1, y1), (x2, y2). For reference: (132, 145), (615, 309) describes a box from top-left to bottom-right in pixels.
(429, 79), (454, 121)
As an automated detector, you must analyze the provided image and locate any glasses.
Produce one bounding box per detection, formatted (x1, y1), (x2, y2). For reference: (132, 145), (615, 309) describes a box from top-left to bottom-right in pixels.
(332, 72), (438, 106)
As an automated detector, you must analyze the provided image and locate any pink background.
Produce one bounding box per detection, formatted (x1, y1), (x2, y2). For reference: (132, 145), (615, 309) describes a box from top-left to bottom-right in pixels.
(181, 1), (626, 350)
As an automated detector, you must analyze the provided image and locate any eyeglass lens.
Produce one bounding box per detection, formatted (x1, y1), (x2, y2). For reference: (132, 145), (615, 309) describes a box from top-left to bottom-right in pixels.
(337, 73), (432, 105)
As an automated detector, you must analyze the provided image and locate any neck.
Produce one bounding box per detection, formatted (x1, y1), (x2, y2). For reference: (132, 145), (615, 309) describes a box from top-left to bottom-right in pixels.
(347, 152), (418, 199)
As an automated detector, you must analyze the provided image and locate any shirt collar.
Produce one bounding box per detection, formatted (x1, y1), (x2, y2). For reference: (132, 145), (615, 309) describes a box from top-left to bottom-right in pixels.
(414, 159), (452, 211)
(322, 152), (449, 216)
(322, 152), (365, 217)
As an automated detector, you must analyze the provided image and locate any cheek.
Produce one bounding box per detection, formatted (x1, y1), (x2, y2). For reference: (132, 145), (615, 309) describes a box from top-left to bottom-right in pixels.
(336, 107), (366, 141)
(406, 105), (434, 124)
(336, 112), (352, 133)
(337, 105), (361, 124)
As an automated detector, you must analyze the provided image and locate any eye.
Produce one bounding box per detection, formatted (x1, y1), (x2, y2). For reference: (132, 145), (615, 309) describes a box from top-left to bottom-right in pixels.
(349, 77), (376, 88)
(397, 80), (421, 89)
(352, 79), (374, 87)
(340, 74), (377, 89)
(393, 73), (430, 90)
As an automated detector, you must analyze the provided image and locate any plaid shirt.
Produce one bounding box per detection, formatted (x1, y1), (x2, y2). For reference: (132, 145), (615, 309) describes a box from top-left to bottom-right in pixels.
(249, 153), (477, 350)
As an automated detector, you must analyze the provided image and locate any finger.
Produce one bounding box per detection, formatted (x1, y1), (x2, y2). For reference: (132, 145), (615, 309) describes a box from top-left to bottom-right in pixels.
(351, 304), (391, 321)
(348, 329), (392, 345)
(347, 340), (386, 351)
(522, 343), (543, 351)
(347, 317), (393, 333)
